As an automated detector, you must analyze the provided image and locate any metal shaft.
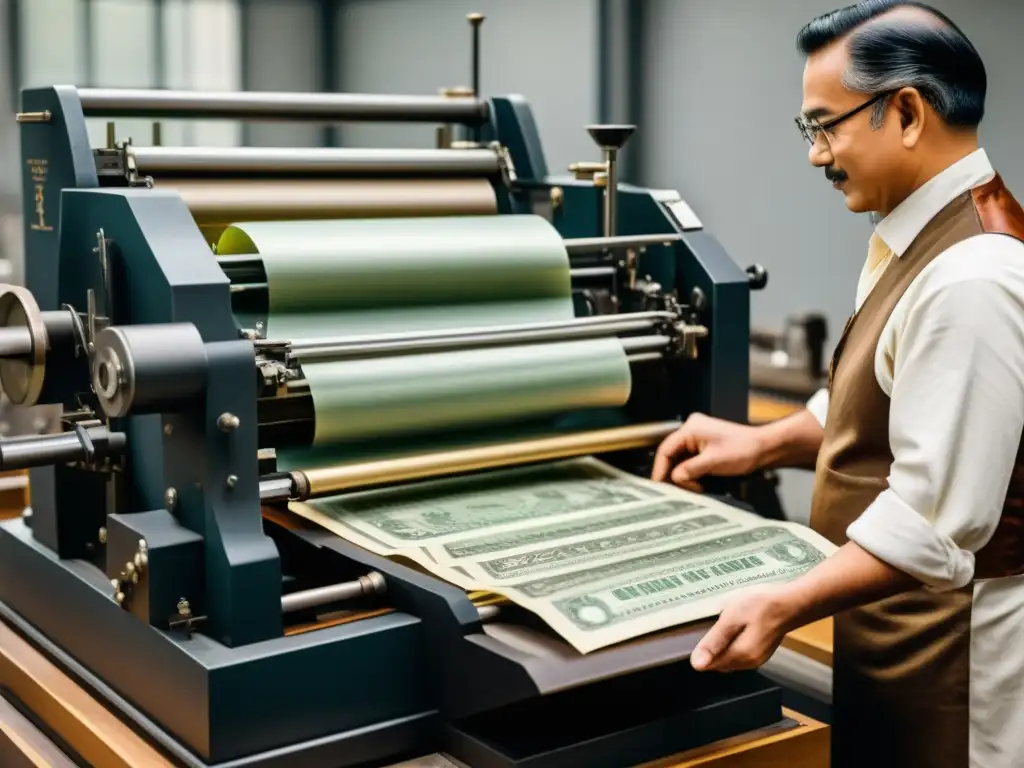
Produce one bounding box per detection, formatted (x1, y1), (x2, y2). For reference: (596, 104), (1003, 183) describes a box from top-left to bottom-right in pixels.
(0, 427), (127, 471)
(287, 324), (671, 364)
(260, 475), (293, 502)
(278, 311), (674, 357)
(571, 266), (617, 280)
(564, 234), (682, 256)
(78, 88), (488, 124)
(0, 327), (32, 357)
(275, 421), (680, 501)
(233, 268), (628, 295)
(603, 147), (619, 238)
(281, 571), (386, 614)
(468, 13), (485, 144)
(129, 146), (501, 177)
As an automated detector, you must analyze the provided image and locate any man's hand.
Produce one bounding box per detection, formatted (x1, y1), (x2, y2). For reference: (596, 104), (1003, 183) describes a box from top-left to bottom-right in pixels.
(652, 408), (826, 488)
(689, 584), (795, 672)
(651, 413), (767, 491)
(690, 543), (921, 674)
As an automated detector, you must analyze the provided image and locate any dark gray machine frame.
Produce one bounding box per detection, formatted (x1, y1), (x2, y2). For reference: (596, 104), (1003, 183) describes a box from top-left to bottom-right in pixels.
(0, 68), (778, 767)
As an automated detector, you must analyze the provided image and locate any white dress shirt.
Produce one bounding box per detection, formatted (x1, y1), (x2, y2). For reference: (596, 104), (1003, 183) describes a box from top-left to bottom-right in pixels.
(805, 148), (1024, 591)
(804, 148), (1024, 768)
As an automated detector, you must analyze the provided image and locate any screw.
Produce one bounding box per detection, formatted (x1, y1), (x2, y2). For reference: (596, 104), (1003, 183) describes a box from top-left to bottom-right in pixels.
(225, 474), (238, 490)
(217, 413), (240, 432)
(164, 488), (178, 510)
(98, 526), (107, 544)
(164, 422), (173, 436)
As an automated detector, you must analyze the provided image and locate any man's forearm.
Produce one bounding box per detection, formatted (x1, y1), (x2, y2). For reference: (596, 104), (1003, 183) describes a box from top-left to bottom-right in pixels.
(755, 408), (824, 471)
(779, 542), (920, 631)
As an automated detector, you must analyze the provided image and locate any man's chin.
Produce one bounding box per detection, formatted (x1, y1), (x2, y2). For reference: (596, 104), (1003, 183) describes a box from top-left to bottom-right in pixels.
(840, 190), (872, 213)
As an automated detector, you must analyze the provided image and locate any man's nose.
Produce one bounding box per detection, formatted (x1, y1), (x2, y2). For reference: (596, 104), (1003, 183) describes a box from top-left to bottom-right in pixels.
(808, 139), (832, 167)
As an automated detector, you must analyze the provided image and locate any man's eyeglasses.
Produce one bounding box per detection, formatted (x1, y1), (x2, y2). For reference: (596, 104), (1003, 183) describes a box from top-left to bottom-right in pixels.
(795, 91), (892, 145)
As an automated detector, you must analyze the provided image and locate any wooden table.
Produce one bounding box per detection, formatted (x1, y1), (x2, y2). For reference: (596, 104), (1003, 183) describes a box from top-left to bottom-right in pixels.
(749, 394), (804, 425)
(644, 709), (828, 767)
(0, 470), (28, 520)
(783, 619), (834, 668)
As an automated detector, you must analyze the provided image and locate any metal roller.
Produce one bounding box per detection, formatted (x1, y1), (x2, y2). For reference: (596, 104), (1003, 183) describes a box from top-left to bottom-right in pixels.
(273, 312), (677, 359)
(564, 234), (683, 256)
(281, 571), (386, 614)
(78, 88), (488, 124)
(129, 146), (502, 177)
(268, 421), (682, 501)
(0, 425), (127, 471)
(286, 332), (670, 364)
(92, 324), (208, 418)
(165, 178), (498, 239)
(0, 286), (49, 407)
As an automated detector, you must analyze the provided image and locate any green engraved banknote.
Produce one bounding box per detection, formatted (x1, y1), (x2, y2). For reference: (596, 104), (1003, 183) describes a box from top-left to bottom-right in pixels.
(290, 457), (837, 653)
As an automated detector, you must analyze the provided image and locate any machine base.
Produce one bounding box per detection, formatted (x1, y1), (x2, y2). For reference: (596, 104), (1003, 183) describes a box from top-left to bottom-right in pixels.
(0, 517), (431, 767)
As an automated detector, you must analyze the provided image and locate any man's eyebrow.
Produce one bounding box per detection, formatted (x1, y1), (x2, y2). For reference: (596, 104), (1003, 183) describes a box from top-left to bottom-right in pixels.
(801, 107), (831, 121)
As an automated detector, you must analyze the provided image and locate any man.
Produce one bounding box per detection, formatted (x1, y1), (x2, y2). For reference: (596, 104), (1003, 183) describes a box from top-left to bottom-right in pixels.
(652, 2), (1024, 766)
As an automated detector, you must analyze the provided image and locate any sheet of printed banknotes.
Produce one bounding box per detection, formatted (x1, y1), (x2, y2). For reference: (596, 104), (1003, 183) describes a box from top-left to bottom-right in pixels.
(289, 457), (838, 654)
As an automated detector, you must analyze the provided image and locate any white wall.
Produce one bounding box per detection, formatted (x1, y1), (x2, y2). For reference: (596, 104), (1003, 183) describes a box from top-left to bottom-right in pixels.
(335, 0), (600, 176)
(245, 0), (321, 147)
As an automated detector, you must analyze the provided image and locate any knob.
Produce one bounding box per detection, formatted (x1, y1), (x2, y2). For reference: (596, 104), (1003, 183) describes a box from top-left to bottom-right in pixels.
(746, 264), (768, 291)
(585, 124), (636, 151)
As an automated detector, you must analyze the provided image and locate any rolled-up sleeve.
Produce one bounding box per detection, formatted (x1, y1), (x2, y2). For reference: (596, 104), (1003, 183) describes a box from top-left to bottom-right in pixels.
(846, 274), (1024, 592)
(805, 388), (829, 427)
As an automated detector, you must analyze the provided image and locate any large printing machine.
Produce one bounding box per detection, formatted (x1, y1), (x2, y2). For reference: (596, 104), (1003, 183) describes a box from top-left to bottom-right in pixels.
(0, 26), (830, 768)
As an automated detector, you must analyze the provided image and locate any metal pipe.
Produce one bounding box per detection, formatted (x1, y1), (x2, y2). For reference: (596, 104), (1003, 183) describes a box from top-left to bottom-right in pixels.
(564, 234), (682, 256)
(290, 325), (667, 364)
(236, 273), (623, 293)
(278, 311), (674, 357)
(0, 327), (32, 357)
(0, 428), (127, 471)
(78, 88), (488, 124)
(260, 475), (293, 502)
(570, 266), (617, 280)
(129, 146), (502, 177)
(281, 421), (681, 500)
(604, 150), (618, 238)
(281, 571), (386, 614)
(468, 13), (485, 144)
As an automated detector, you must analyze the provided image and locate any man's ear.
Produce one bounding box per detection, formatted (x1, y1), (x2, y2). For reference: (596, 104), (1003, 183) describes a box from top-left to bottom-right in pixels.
(893, 87), (926, 148)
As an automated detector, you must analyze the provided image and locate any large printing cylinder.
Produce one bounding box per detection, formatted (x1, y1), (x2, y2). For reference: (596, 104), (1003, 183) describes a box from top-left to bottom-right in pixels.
(222, 216), (653, 460)
(165, 178), (498, 242)
(133, 146), (502, 241)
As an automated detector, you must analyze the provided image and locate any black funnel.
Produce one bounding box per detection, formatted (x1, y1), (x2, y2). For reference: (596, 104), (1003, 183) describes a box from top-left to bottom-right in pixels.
(586, 124), (636, 151)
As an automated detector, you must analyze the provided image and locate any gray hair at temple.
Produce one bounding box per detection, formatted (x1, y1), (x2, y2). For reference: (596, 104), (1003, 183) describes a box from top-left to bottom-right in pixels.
(796, 0), (987, 130)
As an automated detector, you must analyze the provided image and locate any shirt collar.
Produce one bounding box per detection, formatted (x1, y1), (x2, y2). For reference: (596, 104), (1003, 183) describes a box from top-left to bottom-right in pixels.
(875, 148), (995, 256)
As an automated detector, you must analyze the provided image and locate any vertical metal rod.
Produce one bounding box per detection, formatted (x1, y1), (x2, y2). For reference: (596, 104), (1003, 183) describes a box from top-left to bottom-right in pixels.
(604, 146), (618, 238)
(468, 13), (484, 144)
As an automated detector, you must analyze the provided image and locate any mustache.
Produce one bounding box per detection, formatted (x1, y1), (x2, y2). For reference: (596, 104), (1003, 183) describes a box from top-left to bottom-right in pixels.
(825, 166), (848, 183)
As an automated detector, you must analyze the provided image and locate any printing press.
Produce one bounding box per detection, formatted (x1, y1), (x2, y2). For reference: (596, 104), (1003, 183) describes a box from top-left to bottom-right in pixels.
(0, 26), (832, 768)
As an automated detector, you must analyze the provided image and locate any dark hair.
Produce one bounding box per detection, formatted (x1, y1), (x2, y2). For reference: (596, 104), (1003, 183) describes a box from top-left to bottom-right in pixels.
(796, 0), (986, 128)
